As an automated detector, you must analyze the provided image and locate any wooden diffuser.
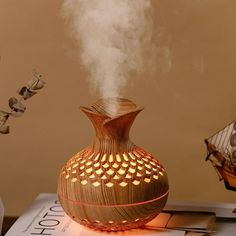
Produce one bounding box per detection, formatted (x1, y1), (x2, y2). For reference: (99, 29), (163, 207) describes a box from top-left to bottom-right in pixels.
(58, 98), (169, 231)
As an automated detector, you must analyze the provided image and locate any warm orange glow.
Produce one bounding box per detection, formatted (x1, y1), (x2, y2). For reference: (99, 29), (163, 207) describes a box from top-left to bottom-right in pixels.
(118, 169), (125, 175)
(94, 153), (100, 161)
(153, 174), (159, 180)
(109, 154), (114, 162)
(144, 178), (151, 183)
(101, 154), (106, 162)
(96, 169), (103, 174)
(123, 153), (129, 161)
(72, 178), (77, 182)
(132, 180), (140, 185)
(116, 154), (122, 162)
(94, 162), (99, 167)
(128, 152), (136, 160)
(89, 174), (95, 179)
(86, 161), (92, 166)
(88, 153), (94, 160)
(112, 163), (119, 168)
(92, 181), (100, 187)
(137, 159), (143, 164)
(125, 173), (132, 179)
(137, 166), (142, 171)
(120, 181), (128, 187)
(73, 163), (79, 168)
(130, 161), (136, 166)
(86, 167), (93, 174)
(62, 147), (166, 203)
(81, 180), (88, 185)
(128, 167), (135, 174)
(107, 169), (114, 175)
(114, 175), (120, 179)
(103, 163), (109, 168)
(150, 161), (156, 166)
(106, 182), (114, 187)
(133, 150), (141, 157)
(122, 162), (128, 168)
(143, 158), (148, 163)
(145, 163), (151, 169)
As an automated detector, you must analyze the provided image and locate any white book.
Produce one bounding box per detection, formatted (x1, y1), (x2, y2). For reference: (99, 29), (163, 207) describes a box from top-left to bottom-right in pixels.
(5, 193), (184, 236)
(164, 200), (236, 218)
(5, 193), (236, 236)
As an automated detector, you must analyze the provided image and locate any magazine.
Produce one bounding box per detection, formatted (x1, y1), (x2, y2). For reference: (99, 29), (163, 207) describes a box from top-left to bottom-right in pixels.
(4, 193), (235, 236)
(5, 194), (185, 236)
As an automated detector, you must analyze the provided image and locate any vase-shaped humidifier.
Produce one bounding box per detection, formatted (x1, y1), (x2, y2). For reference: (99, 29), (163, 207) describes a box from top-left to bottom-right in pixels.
(58, 98), (169, 231)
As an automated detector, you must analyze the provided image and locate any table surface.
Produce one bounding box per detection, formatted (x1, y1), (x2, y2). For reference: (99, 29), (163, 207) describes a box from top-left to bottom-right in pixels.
(1, 217), (17, 236)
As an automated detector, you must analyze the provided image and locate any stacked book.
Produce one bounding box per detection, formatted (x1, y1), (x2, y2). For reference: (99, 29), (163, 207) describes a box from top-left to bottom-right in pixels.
(4, 193), (236, 236)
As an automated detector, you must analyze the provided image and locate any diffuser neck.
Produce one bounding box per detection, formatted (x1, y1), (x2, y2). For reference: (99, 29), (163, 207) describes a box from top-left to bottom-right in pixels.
(92, 137), (135, 154)
(80, 98), (143, 143)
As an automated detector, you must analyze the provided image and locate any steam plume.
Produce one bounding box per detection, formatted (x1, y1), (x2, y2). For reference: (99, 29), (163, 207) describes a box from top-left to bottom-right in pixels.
(61, 0), (153, 101)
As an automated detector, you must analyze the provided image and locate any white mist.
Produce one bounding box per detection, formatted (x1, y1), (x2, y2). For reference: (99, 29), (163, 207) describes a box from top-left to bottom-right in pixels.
(61, 0), (153, 113)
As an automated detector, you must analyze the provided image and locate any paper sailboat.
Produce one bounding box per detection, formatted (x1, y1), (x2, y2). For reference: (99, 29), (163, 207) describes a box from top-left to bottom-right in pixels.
(205, 119), (236, 191)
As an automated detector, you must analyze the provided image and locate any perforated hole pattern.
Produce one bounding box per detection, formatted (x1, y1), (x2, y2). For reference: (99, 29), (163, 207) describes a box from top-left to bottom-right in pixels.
(61, 147), (165, 187)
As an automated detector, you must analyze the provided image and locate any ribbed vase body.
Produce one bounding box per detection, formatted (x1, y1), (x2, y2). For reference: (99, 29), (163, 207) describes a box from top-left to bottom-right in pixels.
(58, 98), (169, 231)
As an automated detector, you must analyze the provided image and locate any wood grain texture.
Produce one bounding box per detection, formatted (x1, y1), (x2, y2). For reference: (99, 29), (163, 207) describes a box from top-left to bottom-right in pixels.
(58, 98), (169, 231)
